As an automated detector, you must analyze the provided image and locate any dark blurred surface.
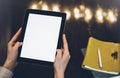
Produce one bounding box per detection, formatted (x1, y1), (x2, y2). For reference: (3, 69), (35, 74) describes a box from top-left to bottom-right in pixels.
(0, 0), (120, 78)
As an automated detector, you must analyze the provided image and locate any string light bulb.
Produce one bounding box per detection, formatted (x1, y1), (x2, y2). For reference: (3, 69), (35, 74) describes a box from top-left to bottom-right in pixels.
(52, 4), (60, 12)
(80, 5), (85, 11)
(39, 1), (43, 5)
(95, 8), (104, 23)
(31, 4), (38, 9)
(64, 9), (71, 20)
(73, 7), (81, 19)
(84, 8), (93, 23)
(106, 10), (117, 23)
(41, 3), (49, 10)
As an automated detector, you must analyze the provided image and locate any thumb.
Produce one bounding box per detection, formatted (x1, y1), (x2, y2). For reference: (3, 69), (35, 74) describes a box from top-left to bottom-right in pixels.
(56, 49), (62, 59)
(14, 42), (23, 49)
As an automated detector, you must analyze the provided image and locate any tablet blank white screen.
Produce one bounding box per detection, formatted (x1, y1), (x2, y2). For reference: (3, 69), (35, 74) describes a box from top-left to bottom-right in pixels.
(20, 13), (62, 62)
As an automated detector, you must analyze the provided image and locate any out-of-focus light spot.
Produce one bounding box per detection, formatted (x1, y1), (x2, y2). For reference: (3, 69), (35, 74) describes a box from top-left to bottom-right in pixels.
(41, 3), (49, 10)
(52, 5), (60, 12)
(64, 9), (71, 20)
(84, 8), (93, 23)
(74, 13), (81, 19)
(106, 10), (117, 23)
(95, 8), (104, 23)
(114, 9), (118, 17)
(31, 4), (38, 9)
(80, 5), (85, 11)
(38, 1), (43, 5)
(74, 7), (80, 13)
(103, 12), (107, 17)
(79, 5), (85, 18)
(73, 7), (81, 19)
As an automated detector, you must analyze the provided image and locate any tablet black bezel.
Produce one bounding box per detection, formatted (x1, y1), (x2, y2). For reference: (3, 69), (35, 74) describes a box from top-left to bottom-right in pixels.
(18, 9), (66, 67)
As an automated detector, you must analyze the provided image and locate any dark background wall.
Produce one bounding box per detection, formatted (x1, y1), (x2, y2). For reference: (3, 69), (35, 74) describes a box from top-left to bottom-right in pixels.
(0, 0), (120, 78)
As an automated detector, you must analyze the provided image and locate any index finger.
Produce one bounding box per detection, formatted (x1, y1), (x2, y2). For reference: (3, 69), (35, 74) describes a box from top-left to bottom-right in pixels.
(10, 27), (22, 43)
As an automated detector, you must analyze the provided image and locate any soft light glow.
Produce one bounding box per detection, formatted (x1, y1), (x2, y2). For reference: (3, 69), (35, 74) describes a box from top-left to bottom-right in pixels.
(84, 8), (93, 23)
(31, 4), (38, 9)
(95, 8), (104, 23)
(74, 13), (81, 19)
(106, 10), (117, 23)
(79, 5), (85, 18)
(74, 7), (80, 13)
(115, 9), (118, 17)
(73, 7), (81, 19)
(52, 5), (60, 12)
(41, 3), (49, 10)
(64, 9), (71, 20)
(80, 5), (85, 11)
(103, 12), (107, 17)
(29, 2), (118, 23)
(38, 1), (43, 5)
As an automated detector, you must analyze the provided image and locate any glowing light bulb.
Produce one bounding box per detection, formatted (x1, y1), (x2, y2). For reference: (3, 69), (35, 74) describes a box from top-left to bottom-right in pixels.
(95, 8), (104, 23)
(75, 13), (81, 19)
(107, 10), (117, 23)
(52, 5), (60, 12)
(73, 7), (81, 19)
(38, 1), (43, 5)
(74, 7), (80, 13)
(84, 8), (93, 23)
(41, 3), (49, 10)
(31, 4), (38, 9)
(80, 5), (85, 11)
(64, 9), (71, 20)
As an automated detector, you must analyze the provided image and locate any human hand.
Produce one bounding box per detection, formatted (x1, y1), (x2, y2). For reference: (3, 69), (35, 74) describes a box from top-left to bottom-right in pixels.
(54, 34), (70, 78)
(3, 28), (23, 71)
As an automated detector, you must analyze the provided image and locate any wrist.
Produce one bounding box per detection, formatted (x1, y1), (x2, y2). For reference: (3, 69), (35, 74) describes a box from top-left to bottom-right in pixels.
(3, 60), (16, 71)
(54, 70), (64, 78)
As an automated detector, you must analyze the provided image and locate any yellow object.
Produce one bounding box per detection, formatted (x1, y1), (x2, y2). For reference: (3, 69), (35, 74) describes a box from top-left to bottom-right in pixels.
(82, 37), (120, 75)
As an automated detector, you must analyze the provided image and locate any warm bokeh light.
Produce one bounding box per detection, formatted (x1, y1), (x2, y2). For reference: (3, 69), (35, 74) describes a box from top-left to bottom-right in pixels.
(103, 12), (107, 17)
(74, 7), (80, 13)
(52, 5), (60, 12)
(115, 9), (118, 17)
(80, 5), (85, 11)
(74, 13), (81, 20)
(29, 2), (118, 24)
(38, 1), (43, 5)
(41, 3), (49, 10)
(73, 7), (81, 19)
(79, 5), (85, 18)
(64, 9), (71, 20)
(31, 4), (38, 9)
(95, 8), (104, 23)
(84, 8), (93, 23)
(106, 10), (117, 23)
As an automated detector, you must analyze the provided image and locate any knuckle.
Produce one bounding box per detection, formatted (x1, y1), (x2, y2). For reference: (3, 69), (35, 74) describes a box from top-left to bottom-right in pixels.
(16, 42), (20, 45)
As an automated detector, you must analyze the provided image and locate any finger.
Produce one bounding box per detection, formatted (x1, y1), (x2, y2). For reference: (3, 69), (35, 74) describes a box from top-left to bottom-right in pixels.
(10, 27), (22, 43)
(63, 34), (68, 51)
(63, 51), (70, 59)
(56, 49), (62, 59)
(14, 42), (23, 49)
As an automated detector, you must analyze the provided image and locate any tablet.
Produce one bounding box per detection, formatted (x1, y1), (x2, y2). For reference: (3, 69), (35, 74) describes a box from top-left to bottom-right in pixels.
(18, 9), (66, 66)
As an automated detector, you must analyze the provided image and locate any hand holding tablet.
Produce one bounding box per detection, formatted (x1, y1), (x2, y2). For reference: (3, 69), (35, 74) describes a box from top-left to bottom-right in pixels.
(2, 9), (70, 78)
(3, 27), (70, 78)
(54, 34), (70, 77)
(3, 28), (23, 71)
